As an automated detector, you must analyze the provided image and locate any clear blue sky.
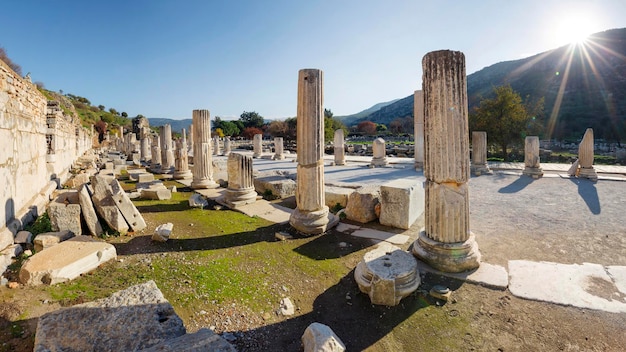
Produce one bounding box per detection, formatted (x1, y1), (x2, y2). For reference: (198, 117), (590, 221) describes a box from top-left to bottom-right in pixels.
(1, 0), (624, 120)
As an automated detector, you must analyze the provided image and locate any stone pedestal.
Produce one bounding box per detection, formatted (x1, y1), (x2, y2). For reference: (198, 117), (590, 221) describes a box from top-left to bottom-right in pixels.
(370, 138), (388, 167)
(173, 128), (192, 180)
(414, 90), (425, 170)
(160, 124), (175, 173)
(273, 137), (285, 160)
(252, 134), (262, 158)
(223, 153), (257, 207)
(213, 136), (221, 156)
(224, 136), (231, 155)
(289, 69), (337, 235)
(578, 128), (597, 181)
(354, 244), (420, 306)
(471, 131), (491, 176)
(150, 137), (162, 173)
(411, 50), (481, 273)
(522, 136), (543, 178)
(333, 129), (346, 165)
(191, 110), (219, 189)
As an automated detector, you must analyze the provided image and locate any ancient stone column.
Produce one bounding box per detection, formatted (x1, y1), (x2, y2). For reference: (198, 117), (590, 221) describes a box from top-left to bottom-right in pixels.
(470, 131), (491, 176)
(213, 136), (221, 156)
(140, 127), (150, 162)
(334, 129), (346, 165)
(414, 90), (425, 170)
(191, 110), (219, 189)
(223, 152), (257, 207)
(370, 138), (388, 167)
(252, 134), (262, 158)
(522, 136), (543, 178)
(289, 69), (336, 234)
(160, 124), (175, 173)
(150, 135), (162, 172)
(188, 124), (194, 158)
(224, 136), (232, 155)
(173, 128), (193, 180)
(411, 50), (481, 273)
(273, 137), (285, 160)
(577, 128), (598, 181)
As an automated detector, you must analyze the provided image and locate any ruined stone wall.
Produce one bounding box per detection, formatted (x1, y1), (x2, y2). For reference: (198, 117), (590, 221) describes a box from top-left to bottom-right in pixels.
(0, 59), (93, 236)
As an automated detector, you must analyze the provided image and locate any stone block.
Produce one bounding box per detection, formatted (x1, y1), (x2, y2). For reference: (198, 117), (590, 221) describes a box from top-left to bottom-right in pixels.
(379, 179), (424, 230)
(15, 230), (33, 244)
(0, 244), (23, 276)
(48, 192), (82, 236)
(34, 230), (75, 252)
(141, 188), (172, 200)
(345, 186), (380, 223)
(78, 184), (103, 237)
(34, 281), (185, 351)
(67, 173), (90, 189)
(254, 175), (296, 199)
(188, 193), (208, 208)
(109, 179), (147, 232)
(301, 322), (346, 352)
(91, 175), (130, 235)
(325, 186), (353, 209)
(137, 173), (155, 183)
(138, 328), (236, 352)
(21, 236), (116, 286)
(152, 223), (173, 242)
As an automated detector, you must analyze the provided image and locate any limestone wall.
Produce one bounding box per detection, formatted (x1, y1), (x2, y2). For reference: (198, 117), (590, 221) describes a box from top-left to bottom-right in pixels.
(0, 59), (93, 236)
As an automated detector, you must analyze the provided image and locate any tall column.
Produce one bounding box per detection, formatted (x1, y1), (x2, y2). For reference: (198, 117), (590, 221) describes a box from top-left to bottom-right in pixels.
(160, 124), (175, 172)
(522, 136), (543, 178)
(188, 124), (194, 158)
(252, 134), (262, 158)
(191, 110), (219, 189)
(334, 129), (346, 165)
(370, 138), (388, 167)
(213, 136), (221, 156)
(470, 131), (491, 176)
(140, 127), (150, 162)
(412, 50), (481, 273)
(224, 152), (257, 207)
(173, 128), (193, 179)
(150, 134), (162, 172)
(289, 69), (336, 234)
(414, 90), (425, 170)
(224, 136), (232, 155)
(578, 128), (598, 181)
(273, 137), (285, 160)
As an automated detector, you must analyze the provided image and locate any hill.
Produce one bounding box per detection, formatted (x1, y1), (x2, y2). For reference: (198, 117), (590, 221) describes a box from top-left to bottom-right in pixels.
(346, 28), (626, 141)
(336, 99), (400, 126)
(148, 118), (193, 134)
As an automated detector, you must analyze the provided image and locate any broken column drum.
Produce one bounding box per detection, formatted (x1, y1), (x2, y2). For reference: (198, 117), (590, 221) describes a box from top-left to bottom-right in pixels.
(213, 136), (221, 156)
(223, 136), (231, 155)
(252, 134), (262, 158)
(578, 128), (598, 181)
(334, 129), (346, 165)
(173, 128), (193, 179)
(273, 137), (285, 160)
(470, 131), (491, 176)
(150, 136), (162, 172)
(414, 90), (425, 170)
(191, 110), (219, 189)
(140, 127), (150, 162)
(289, 69), (334, 234)
(224, 153), (257, 207)
(370, 138), (388, 167)
(411, 50), (481, 273)
(522, 136), (543, 178)
(160, 124), (175, 172)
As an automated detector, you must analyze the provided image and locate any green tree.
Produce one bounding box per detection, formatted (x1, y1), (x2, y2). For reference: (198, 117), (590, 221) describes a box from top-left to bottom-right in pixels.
(121, 112), (128, 118)
(239, 111), (264, 129)
(323, 109), (347, 142)
(469, 85), (544, 161)
(220, 121), (240, 136)
(98, 105), (105, 111)
(109, 108), (118, 115)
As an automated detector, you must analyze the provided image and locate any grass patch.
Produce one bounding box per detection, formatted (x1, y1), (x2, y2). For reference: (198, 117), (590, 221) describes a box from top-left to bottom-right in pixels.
(23, 213), (52, 235)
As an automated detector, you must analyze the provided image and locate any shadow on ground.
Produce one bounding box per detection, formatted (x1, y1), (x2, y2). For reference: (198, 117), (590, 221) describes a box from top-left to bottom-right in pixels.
(567, 178), (601, 214)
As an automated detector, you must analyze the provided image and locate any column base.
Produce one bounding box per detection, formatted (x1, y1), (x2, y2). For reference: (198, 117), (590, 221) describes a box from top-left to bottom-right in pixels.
(273, 154), (285, 160)
(471, 163), (492, 176)
(370, 157), (388, 167)
(191, 179), (220, 189)
(414, 161), (424, 171)
(522, 167), (544, 178)
(172, 170), (193, 180)
(411, 231), (481, 273)
(223, 187), (258, 208)
(578, 167), (598, 182)
(289, 206), (339, 235)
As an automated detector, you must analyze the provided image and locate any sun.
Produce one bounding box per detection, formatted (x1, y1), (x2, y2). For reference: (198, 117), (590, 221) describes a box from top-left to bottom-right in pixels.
(554, 13), (596, 45)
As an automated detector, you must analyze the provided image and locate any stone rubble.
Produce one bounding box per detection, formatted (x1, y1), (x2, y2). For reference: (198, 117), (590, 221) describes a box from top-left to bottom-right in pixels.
(301, 322), (346, 352)
(152, 223), (174, 242)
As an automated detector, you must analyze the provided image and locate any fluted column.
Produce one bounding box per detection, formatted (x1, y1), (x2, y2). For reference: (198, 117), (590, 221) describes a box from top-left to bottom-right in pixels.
(414, 90), (425, 170)
(160, 124), (175, 173)
(522, 136), (543, 178)
(578, 128), (597, 181)
(334, 129), (346, 165)
(370, 137), (388, 167)
(252, 134), (262, 158)
(213, 136), (221, 156)
(140, 127), (150, 162)
(289, 69), (336, 234)
(470, 131), (491, 176)
(191, 110), (219, 189)
(173, 128), (193, 179)
(224, 152), (257, 207)
(150, 134), (162, 172)
(273, 137), (285, 160)
(412, 50), (480, 273)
